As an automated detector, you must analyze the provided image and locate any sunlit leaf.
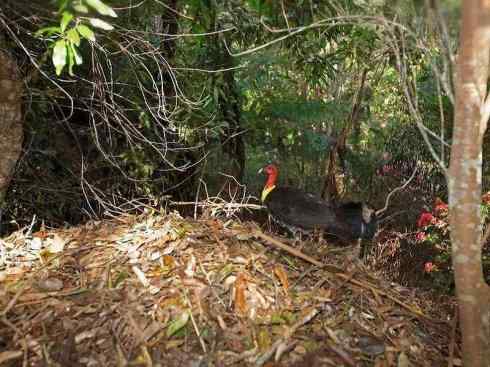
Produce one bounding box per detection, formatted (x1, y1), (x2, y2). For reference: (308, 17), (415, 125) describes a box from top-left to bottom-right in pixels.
(88, 18), (114, 31)
(86, 0), (118, 17)
(34, 26), (61, 37)
(60, 11), (74, 32)
(73, 0), (89, 13)
(66, 44), (75, 75)
(66, 28), (80, 46)
(76, 24), (95, 41)
(52, 39), (67, 75)
(70, 43), (83, 65)
(57, 0), (70, 12)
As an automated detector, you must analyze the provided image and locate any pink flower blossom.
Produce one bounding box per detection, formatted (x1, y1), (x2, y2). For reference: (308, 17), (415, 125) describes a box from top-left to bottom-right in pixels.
(417, 212), (434, 228)
(416, 231), (427, 242)
(424, 262), (436, 273)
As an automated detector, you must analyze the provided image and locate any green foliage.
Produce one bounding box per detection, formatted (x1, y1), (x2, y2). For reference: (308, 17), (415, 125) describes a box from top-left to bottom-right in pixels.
(2, 0), (461, 233)
(35, 0), (116, 75)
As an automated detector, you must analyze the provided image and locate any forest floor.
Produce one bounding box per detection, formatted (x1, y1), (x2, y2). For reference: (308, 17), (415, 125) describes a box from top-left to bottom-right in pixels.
(0, 211), (459, 366)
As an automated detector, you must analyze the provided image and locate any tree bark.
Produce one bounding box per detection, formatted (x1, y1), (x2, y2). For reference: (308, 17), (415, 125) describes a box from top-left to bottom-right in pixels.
(0, 51), (23, 206)
(448, 1), (490, 366)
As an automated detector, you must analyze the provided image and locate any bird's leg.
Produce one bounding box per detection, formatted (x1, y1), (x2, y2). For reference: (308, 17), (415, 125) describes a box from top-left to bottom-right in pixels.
(291, 229), (306, 250)
(298, 230), (305, 250)
(314, 228), (327, 246)
(346, 238), (363, 265)
(353, 238), (362, 259)
(293, 230), (301, 247)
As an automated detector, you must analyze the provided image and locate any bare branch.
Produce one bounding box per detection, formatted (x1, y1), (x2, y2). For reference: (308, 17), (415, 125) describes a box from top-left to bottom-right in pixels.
(376, 166), (418, 217)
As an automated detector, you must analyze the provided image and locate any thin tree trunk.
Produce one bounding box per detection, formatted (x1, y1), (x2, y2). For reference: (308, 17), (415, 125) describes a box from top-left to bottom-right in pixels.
(448, 1), (490, 366)
(321, 68), (368, 201)
(0, 51), (23, 206)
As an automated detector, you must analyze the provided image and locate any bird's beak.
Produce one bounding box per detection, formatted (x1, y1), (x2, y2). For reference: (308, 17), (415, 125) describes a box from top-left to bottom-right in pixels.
(258, 168), (263, 174)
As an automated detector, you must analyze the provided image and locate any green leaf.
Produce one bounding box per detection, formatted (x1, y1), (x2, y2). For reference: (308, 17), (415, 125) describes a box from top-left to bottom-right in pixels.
(60, 11), (74, 32)
(73, 0), (89, 13)
(88, 18), (114, 31)
(66, 28), (81, 46)
(35, 26), (61, 37)
(166, 311), (190, 337)
(57, 0), (70, 12)
(86, 0), (118, 17)
(66, 44), (75, 75)
(70, 43), (83, 65)
(76, 24), (95, 41)
(52, 39), (67, 75)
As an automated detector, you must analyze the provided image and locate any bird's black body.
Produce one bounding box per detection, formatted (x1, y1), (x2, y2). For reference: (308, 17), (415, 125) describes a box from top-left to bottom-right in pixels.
(263, 186), (377, 241)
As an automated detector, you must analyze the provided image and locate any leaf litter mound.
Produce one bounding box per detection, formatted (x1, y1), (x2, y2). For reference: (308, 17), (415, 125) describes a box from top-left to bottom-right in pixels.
(0, 211), (458, 366)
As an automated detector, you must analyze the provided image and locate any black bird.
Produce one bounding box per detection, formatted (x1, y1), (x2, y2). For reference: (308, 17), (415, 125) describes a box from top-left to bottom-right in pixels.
(259, 164), (377, 241)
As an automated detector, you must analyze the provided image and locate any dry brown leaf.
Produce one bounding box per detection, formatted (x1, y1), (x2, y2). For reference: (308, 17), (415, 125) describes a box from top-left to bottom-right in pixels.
(0, 212), (455, 366)
(234, 272), (248, 316)
(274, 265), (289, 296)
(163, 255), (175, 268)
(46, 234), (66, 253)
(36, 277), (64, 292)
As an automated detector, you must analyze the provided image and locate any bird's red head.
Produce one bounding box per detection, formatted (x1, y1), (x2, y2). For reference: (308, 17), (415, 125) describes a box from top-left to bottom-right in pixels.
(262, 164), (278, 188)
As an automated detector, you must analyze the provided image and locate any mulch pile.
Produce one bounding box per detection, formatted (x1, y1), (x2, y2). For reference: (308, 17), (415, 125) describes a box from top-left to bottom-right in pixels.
(0, 210), (459, 366)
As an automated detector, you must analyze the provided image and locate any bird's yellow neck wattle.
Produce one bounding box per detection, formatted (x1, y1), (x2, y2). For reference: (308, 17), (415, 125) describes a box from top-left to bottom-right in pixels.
(261, 185), (276, 202)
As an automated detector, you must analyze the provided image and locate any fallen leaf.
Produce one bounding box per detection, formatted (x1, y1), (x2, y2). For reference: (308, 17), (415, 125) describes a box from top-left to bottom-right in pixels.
(184, 255), (196, 277)
(358, 336), (385, 356)
(36, 277), (64, 292)
(46, 234), (66, 253)
(236, 232), (252, 241)
(166, 310), (190, 337)
(75, 329), (97, 344)
(30, 237), (43, 250)
(165, 339), (185, 349)
(132, 266), (149, 287)
(234, 272), (248, 316)
(397, 352), (409, 367)
(257, 328), (272, 351)
(274, 265), (289, 296)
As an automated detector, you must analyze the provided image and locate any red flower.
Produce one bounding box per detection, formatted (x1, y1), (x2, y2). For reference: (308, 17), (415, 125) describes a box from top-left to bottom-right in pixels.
(416, 231), (427, 242)
(417, 212), (434, 228)
(424, 262), (436, 273)
(434, 198), (448, 216)
(482, 192), (490, 205)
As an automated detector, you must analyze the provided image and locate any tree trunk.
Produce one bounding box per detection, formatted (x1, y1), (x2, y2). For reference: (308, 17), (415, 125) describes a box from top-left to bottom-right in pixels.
(220, 56), (246, 182)
(321, 68), (368, 201)
(0, 51), (23, 207)
(448, 2), (490, 366)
